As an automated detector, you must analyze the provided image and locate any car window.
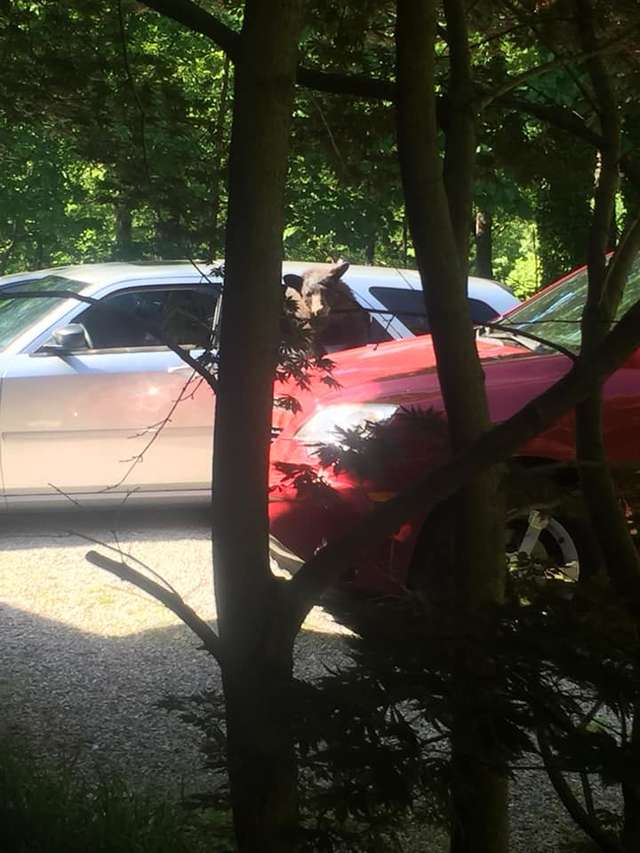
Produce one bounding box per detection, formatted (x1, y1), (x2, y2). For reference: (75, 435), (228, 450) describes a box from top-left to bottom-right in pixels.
(0, 276), (89, 351)
(369, 287), (499, 337)
(368, 317), (395, 344)
(369, 287), (430, 335)
(505, 254), (640, 353)
(76, 286), (220, 350)
(468, 298), (499, 325)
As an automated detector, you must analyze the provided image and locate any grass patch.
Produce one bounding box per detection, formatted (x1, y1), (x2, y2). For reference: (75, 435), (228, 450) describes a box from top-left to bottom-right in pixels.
(0, 738), (233, 852)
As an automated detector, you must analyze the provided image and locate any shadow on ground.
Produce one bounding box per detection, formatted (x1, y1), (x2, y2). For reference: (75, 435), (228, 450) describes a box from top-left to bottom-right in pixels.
(0, 506), (213, 551)
(0, 601), (351, 798)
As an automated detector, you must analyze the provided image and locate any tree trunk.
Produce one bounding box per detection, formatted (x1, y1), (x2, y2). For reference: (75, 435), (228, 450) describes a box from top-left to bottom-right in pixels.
(366, 233), (376, 265)
(115, 200), (134, 260)
(221, 598), (299, 853)
(474, 209), (493, 279)
(155, 216), (183, 259)
(210, 54), (231, 258)
(573, 3), (640, 849)
(211, 0), (304, 849)
(395, 2), (508, 851)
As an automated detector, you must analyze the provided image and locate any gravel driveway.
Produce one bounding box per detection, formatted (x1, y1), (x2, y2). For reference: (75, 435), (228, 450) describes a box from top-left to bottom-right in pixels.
(0, 506), (612, 851)
(0, 507), (350, 790)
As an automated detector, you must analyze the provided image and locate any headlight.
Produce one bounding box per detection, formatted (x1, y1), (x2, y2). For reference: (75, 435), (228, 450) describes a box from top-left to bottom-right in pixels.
(294, 403), (398, 444)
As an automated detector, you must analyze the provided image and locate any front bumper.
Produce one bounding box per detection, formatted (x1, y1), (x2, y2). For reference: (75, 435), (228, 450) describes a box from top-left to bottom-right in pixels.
(268, 484), (419, 593)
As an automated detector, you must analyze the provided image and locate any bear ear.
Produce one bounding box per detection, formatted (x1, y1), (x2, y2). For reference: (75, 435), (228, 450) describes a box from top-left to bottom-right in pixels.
(283, 273), (303, 292)
(329, 259), (350, 279)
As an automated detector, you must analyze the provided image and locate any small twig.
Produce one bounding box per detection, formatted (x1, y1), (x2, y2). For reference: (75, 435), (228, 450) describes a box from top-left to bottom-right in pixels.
(309, 93), (349, 179)
(581, 771), (597, 821)
(577, 699), (604, 730)
(187, 257), (222, 285)
(104, 370), (200, 492)
(46, 482), (85, 508)
(85, 549), (222, 663)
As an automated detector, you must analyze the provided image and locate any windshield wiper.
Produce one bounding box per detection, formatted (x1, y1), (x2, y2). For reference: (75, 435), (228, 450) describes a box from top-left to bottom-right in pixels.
(479, 322), (577, 361)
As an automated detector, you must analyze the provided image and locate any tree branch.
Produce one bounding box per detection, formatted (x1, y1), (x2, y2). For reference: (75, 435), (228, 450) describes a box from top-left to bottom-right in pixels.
(295, 66), (394, 102)
(605, 215), (640, 307)
(538, 726), (623, 853)
(498, 0), (598, 112)
(141, 0), (640, 185)
(497, 95), (640, 191)
(286, 293), (640, 626)
(575, 0), (621, 290)
(140, 0), (395, 101)
(477, 25), (640, 111)
(85, 549), (222, 663)
(140, 0), (240, 59)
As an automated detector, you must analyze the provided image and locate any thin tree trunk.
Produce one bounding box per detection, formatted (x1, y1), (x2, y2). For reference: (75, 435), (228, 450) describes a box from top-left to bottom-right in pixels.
(573, 2), (640, 849)
(474, 209), (493, 279)
(366, 233), (376, 265)
(115, 200), (134, 260)
(395, 2), (508, 851)
(0, 220), (20, 274)
(210, 54), (231, 257)
(221, 613), (299, 852)
(211, 1), (304, 850)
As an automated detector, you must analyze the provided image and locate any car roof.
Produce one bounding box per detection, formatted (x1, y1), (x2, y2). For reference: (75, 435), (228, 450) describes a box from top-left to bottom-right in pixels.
(0, 261), (220, 288)
(0, 259), (511, 288)
(0, 260), (518, 313)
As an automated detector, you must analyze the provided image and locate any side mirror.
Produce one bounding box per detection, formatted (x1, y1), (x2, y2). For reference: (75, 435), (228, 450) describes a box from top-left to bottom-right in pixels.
(40, 323), (89, 354)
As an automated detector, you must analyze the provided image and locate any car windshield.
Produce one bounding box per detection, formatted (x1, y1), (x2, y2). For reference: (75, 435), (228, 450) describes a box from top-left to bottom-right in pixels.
(0, 275), (89, 351)
(494, 253), (640, 354)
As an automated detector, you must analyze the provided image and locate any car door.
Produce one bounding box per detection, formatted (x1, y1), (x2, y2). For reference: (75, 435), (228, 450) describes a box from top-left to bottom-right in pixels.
(0, 282), (219, 497)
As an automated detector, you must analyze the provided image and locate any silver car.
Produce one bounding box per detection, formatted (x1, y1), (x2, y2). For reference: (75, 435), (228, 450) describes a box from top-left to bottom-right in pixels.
(0, 261), (518, 509)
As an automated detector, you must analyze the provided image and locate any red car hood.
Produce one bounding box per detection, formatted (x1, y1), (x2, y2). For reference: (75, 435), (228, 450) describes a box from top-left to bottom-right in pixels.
(273, 334), (541, 433)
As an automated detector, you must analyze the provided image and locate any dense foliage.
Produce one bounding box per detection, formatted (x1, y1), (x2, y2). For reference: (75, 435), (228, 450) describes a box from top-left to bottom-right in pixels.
(2, 0), (638, 292)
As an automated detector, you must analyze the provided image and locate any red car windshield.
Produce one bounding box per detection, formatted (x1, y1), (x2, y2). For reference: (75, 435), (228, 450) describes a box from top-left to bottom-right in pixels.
(496, 254), (640, 354)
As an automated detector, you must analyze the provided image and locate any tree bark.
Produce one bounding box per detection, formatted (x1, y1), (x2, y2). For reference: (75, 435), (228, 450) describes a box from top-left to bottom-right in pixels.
(573, 3), (640, 849)
(115, 199), (134, 260)
(395, 2), (508, 851)
(209, 54), (231, 258)
(211, 1), (304, 850)
(474, 209), (493, 279)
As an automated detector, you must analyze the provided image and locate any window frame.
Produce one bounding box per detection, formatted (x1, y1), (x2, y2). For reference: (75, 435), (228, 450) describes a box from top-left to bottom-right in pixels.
(25, 279), (222, 357)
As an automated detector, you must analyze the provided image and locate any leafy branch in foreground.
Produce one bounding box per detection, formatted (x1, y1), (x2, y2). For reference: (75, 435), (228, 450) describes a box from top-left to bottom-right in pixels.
(160, 568), (640, 852)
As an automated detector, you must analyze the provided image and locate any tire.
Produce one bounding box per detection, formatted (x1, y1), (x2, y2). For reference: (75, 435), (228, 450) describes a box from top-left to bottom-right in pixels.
(504, 467), (601, 584)
(407, 468), (600, 591)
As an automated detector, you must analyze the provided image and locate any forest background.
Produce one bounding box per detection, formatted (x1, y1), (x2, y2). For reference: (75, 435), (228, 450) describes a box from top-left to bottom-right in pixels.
(3, 0), (632, 296)
(4, 3), (640, 852)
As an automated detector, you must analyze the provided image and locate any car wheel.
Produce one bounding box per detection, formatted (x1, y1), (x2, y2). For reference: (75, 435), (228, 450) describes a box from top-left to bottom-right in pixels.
(408, 476), (598, 592)
(505, 508), (582, 582)
(503, 469), (604, 584)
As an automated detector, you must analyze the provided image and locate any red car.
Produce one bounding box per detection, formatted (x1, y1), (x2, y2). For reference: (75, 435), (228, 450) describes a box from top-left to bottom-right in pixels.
(268, 260), (640, 592)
